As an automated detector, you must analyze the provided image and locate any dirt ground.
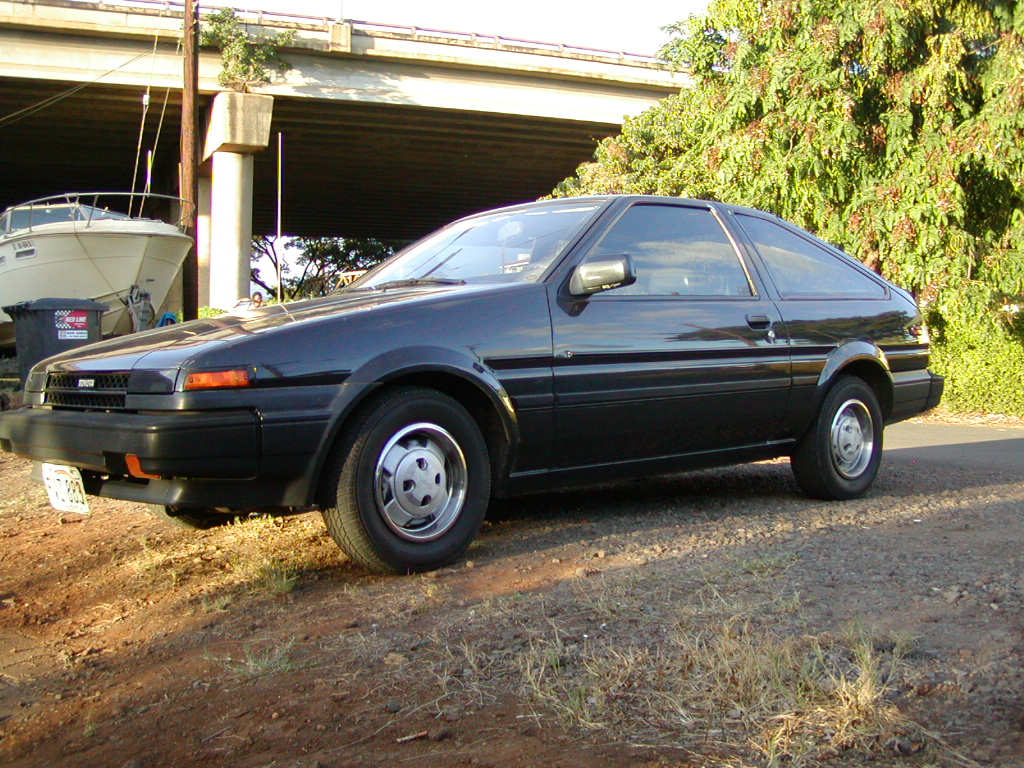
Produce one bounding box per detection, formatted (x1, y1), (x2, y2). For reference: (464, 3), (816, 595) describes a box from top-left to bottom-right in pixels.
(1, 415), (1023, 768)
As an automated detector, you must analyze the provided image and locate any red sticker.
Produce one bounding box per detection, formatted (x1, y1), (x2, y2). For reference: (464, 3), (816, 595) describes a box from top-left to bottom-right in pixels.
(55, 311), (89, 330)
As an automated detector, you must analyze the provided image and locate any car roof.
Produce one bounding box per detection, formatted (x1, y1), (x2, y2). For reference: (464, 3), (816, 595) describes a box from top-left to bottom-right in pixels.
(476, 194), (785, 219)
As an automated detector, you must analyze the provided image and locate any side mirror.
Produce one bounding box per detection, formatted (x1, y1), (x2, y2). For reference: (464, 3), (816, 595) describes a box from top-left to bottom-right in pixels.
(568, 254), (636, 296)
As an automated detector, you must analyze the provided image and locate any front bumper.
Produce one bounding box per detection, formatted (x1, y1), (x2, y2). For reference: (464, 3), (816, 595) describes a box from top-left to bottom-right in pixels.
(0, 377), (373, 509)
(0, 406), (259, 478)
(0, 406), (316, 509)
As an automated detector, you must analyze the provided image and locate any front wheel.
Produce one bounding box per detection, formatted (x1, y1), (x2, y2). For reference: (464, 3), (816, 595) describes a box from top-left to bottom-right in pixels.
(319, 387), (491, 573)
(791, 375), (883, 500)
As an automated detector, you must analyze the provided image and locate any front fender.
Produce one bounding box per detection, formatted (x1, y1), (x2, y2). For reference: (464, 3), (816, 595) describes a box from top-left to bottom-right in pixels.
(307, 346), (521, 503)
(358, 345), (519, 443)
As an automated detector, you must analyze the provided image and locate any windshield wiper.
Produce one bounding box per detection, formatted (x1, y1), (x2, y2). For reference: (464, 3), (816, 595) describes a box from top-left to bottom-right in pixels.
(357, 277), (466, 291)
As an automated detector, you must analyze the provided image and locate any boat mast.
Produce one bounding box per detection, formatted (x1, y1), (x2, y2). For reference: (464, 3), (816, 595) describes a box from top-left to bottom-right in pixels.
(180, 0), (200, 321)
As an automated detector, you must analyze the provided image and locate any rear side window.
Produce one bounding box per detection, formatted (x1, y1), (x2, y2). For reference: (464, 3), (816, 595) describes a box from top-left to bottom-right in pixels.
(590, 204), (753, 297)
(736, 215), (885, 300)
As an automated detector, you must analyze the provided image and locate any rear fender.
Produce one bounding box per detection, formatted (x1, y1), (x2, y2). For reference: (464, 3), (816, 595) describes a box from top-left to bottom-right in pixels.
(815, 341), (894, 416)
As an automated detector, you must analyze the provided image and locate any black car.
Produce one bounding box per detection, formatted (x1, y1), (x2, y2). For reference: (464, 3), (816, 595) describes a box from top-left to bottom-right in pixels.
(0, 196), (943, 572)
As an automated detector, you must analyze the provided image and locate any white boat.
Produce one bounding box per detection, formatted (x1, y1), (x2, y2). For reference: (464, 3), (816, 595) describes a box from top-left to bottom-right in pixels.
(0, 192), (193, 348)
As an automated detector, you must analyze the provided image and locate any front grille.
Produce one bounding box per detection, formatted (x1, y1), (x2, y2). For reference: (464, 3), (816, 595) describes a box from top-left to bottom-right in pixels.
(44, 372), (129, 410)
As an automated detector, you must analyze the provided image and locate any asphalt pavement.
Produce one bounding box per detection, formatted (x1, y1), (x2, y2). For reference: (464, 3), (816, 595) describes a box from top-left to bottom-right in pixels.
(884, 420), (1024, 476)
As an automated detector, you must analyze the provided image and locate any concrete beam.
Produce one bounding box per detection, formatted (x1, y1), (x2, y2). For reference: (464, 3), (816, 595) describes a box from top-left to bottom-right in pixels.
(0, 33), (671, 125)
(0, 0), (687, 125)
(203, 91), (274, 159)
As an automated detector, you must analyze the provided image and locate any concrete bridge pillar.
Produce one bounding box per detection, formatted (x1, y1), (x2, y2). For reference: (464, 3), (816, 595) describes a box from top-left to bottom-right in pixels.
(197, 176), (212, 308)
(202, 92), (274, 310)
(209, 152), (253, 308)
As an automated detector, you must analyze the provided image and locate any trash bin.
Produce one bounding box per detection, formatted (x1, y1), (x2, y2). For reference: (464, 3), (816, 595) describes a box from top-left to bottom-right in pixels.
(2, 298), (107, 387)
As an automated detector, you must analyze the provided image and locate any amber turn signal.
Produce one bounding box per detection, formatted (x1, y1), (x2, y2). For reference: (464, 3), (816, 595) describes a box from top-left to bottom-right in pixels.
(184, 369), (251, 390)
(126, 454), (161, 480)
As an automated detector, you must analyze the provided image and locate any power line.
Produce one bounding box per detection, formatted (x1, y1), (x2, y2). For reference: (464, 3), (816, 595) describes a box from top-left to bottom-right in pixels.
(0, 50), (154, 130)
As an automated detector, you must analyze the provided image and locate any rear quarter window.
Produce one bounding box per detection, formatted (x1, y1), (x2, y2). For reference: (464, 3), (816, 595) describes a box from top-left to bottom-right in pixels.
(736, 214), (885, 300)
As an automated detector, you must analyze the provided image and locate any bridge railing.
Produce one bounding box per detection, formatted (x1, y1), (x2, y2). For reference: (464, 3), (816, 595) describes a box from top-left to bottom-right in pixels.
(50, 0), (663, 66)
(345, 20), (661, 65)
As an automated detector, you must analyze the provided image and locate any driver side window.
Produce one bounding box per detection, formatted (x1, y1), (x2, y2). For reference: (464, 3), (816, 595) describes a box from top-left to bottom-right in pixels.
(590, 204), (753, 297)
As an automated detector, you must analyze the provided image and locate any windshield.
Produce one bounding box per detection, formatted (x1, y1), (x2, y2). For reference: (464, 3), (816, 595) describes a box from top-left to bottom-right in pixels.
(351, 203), (601, 289)
(6, 204), (80, 231)
(3, 203), (133, 233)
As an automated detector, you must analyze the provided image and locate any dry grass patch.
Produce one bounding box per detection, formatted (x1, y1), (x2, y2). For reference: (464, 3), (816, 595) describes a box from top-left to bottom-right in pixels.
(501, 557), (954, 768)
(129, 514), (337, 592)
(519, 611), (930, 766)
(209, 638), (298, 679)
(249, 558), (300, 594)
(107, 517), (962, 767)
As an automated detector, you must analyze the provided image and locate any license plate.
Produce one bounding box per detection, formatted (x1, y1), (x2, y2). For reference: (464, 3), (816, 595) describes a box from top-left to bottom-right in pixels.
(41, 463), (91, 514)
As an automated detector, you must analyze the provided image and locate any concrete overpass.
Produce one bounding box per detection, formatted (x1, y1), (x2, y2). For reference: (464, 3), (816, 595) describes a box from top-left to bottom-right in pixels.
(0, 0), (687, 305)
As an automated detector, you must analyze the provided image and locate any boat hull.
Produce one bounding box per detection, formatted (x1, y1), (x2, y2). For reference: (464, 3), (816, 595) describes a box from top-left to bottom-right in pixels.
(0, 220), (191, 347)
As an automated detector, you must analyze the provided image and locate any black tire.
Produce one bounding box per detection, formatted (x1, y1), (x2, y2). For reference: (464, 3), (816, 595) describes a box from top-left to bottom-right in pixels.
(790, 375), (883, 500)
(319, 386), (491, 574)
(147, 504), (235, 530)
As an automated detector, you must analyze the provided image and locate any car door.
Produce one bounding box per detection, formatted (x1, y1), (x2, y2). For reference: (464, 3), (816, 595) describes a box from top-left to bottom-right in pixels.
(548, 200), (792, 469)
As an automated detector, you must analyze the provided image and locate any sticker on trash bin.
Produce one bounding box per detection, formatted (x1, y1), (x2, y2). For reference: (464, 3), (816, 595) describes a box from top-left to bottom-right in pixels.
(55, 310), (90, 340)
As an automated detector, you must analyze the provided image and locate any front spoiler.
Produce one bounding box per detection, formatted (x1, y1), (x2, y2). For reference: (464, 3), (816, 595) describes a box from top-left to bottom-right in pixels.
(0, 406), (259, 479)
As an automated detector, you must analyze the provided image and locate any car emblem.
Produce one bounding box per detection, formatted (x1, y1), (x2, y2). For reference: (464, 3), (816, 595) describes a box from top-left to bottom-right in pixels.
(78, 379), (96, 388)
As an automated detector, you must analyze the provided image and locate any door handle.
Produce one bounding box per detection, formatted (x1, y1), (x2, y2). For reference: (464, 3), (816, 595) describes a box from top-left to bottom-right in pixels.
(745, 314), (772, 330)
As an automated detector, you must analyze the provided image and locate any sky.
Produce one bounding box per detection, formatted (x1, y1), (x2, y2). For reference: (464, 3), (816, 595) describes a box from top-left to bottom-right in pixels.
(237, 0), (712, 57)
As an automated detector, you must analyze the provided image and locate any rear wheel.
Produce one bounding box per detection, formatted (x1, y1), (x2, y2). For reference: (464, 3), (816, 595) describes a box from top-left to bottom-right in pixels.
(791, 375), (883, 500)
(319, 386), (490, 573)
(147, 504), (235, 530)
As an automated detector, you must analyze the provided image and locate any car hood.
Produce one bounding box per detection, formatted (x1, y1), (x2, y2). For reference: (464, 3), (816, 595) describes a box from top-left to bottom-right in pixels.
(36, 282), (511, 374)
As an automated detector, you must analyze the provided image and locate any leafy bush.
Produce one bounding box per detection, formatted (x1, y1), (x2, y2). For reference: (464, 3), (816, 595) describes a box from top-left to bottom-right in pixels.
(554, 0), (1024, 413)
(199, 9), (294, 92)
(929, 287), (1024, 414)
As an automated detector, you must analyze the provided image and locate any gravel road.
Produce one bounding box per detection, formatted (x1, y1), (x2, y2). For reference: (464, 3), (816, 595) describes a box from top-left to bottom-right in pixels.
(0, 418), (1022, 767)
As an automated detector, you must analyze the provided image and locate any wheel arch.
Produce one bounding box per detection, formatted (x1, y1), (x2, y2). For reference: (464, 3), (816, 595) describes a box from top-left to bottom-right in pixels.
(816, 341), (894, 420)
(377, 368), (515, 487)
(309, 349), (519, 506)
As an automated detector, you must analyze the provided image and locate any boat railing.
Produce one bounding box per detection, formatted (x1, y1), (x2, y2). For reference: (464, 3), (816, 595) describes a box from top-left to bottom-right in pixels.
(1, 193), (195, 235)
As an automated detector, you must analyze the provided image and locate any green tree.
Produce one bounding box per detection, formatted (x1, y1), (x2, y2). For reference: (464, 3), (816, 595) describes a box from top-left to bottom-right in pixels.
(200, 9), (295, 92)
(250, 235), (288, 300)
(556, 0), (1024, 413)
(251, 236), (405, 300)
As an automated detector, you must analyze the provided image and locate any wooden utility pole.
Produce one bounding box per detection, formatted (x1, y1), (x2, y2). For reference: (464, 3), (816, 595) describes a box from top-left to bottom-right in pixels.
(180, 0), (200, 320)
